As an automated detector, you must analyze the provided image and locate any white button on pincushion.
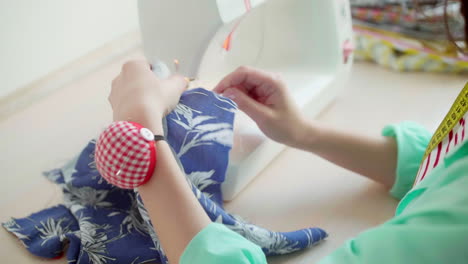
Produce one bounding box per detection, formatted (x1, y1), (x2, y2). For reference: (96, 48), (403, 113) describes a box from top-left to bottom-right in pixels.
(140, 128), (154, 141)
(95, 121), (157, 189)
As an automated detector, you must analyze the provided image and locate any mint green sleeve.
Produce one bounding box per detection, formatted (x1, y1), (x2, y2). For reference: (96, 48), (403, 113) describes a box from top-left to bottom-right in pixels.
(180, 223), (267, 264)
(381, 122), (432, 199)
(318, 152), (468, 264)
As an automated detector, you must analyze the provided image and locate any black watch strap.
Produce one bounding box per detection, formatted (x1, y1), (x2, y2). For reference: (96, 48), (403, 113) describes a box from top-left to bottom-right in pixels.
(154, 135), (165, 142)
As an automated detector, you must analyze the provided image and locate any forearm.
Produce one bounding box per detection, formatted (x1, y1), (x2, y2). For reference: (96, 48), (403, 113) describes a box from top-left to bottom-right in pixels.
(293, 121), (398, 188)
(107, 61), (209, 263)
(138, 124), (210, 263)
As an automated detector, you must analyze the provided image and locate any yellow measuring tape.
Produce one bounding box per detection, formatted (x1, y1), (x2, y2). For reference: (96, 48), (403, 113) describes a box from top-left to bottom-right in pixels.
(420, 82), (468, 165)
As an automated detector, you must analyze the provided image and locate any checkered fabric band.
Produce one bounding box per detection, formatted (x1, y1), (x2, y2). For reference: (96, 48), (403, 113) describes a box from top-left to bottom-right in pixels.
(95, 121), (157, 189)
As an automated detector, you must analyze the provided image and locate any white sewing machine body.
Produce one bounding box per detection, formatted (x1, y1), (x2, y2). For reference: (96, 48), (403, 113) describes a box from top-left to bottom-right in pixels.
(138, 0), (353, 200)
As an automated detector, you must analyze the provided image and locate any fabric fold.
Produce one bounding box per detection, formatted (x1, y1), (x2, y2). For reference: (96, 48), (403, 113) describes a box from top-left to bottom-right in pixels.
(3, 88), (327, 264)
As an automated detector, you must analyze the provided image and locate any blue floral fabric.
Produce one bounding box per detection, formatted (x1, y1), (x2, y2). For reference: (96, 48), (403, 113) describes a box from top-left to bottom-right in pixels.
(3, 88), (327, 264)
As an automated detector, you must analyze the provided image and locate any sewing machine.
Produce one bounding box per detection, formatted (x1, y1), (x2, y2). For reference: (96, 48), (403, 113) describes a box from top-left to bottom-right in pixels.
(138, 0), (353, 200)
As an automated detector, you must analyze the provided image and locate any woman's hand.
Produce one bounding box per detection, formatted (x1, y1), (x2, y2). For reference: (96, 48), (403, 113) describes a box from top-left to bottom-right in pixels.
(109, 60), (187, 133)
(214, 66), (306, 147)
(215, 66), (398, 189)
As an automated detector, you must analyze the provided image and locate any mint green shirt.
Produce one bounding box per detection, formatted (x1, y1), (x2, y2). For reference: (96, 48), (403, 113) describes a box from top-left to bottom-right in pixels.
(181, 122), (468, 264)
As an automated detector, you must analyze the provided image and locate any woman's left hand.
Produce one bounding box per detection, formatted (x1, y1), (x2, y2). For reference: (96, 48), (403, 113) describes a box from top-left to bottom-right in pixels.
(109, 60), (188, 133)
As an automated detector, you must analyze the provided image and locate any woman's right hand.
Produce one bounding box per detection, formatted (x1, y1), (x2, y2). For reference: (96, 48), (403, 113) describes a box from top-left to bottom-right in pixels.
(214, 66), (307, 147)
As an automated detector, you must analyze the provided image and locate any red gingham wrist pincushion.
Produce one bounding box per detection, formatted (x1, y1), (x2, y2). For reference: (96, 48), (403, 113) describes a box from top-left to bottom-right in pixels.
(95, 121), (158, 189)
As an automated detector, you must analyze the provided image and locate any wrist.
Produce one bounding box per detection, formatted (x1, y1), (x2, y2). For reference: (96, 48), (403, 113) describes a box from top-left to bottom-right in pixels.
(289, 118), (321, 150)
(125, 118), (163, 136)
(132, 102), (167, 134)
(143, 118), (164, 136)
(128, 111), (164, 135)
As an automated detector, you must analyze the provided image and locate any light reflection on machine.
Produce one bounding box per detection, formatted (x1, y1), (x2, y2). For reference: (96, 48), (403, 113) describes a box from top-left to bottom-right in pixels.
(138, 0), (353, 200)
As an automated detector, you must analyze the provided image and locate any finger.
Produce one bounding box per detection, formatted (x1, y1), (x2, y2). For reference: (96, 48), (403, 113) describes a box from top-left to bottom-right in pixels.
(214, 66), (252, 94)
(111, 76), (120, 88)
(213, 67), (248, 94)
(109, 76), (120, 104)
(121, 60), (151, 74)
(223, 88), (272, 123)
(162, 74), (189, 93)
(213, 66), (273, 94)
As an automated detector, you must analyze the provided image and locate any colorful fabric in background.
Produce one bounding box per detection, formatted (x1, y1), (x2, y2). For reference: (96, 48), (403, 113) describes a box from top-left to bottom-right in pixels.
(350, 0), (468, 73)
(2, 88), (327, 264)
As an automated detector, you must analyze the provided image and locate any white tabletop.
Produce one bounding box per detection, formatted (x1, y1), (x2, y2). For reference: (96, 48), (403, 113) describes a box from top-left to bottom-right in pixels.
(0, 51), (466, 263)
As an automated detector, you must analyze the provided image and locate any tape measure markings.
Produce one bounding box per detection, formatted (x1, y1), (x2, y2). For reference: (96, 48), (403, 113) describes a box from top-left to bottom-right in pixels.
(423, 83), (468, 160)
(414, 82), (468, 186)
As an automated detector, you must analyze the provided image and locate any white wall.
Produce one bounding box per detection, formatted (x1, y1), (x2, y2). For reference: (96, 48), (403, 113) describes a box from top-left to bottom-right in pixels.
(0, 0), (139, 98)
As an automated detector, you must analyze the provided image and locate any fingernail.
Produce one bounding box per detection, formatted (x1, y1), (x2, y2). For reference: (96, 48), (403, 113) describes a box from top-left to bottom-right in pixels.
(223, 89), (236, 100)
